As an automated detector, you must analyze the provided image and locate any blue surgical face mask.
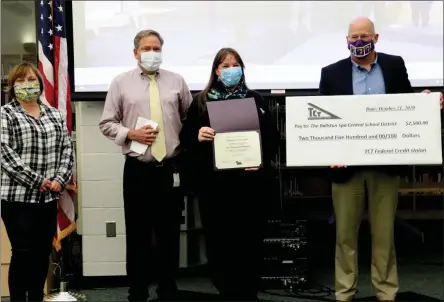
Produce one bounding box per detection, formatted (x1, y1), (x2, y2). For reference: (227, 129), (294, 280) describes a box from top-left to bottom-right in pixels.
(220, 67), (243, 87)
(140, 51), (162, 72)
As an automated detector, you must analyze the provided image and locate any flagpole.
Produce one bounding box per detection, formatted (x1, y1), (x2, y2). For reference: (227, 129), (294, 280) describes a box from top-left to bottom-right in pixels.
(43, 0), (85, 300)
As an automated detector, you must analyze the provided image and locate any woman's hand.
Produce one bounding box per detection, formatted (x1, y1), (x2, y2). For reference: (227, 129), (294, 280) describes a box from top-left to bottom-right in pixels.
(198, 127), (215, 142)
(39, 178), (51, 192)
(48, 180), (63, 192)
(39, 179), (63, 192)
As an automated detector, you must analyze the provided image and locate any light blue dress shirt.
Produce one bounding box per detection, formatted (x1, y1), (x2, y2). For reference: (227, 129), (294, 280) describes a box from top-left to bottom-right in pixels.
(351, 56), (386, 95)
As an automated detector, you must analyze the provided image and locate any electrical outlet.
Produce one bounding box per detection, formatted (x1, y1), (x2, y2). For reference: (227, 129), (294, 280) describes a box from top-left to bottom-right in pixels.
(106, 221), (117, 237)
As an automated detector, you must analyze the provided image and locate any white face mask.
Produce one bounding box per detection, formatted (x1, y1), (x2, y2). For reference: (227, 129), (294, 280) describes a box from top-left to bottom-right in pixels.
(140, 51), (162, 72)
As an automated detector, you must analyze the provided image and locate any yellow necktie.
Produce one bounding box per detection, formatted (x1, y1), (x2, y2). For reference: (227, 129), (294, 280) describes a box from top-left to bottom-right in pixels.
(148, 75), (166, 161)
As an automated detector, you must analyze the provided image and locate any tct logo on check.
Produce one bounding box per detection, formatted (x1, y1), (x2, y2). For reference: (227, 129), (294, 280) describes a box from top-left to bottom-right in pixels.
(307, 103), (341, 120)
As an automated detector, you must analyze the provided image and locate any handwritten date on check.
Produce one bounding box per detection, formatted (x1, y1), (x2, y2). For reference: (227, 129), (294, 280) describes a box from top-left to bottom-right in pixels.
(285, 93), (442, 167)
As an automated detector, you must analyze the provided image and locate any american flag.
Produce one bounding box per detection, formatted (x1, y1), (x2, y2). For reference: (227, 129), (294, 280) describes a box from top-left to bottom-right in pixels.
(38, 0), (77, 251)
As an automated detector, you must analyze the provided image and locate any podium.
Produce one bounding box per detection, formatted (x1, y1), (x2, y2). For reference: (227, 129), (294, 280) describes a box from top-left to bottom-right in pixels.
(1, 220), (53, 297)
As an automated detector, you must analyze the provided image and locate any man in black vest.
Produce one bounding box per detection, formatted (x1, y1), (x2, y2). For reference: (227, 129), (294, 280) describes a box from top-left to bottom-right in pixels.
(319, 17), (443, 302)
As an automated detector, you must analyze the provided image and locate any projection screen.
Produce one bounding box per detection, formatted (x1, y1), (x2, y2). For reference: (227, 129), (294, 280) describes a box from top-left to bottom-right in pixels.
(71, 1), (444, 92)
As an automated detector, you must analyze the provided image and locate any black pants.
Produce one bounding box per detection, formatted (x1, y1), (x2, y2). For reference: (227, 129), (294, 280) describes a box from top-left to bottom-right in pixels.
(123, 157), (183, 301)
(199, 171), (267, 301)
(1, 200), (57, 302)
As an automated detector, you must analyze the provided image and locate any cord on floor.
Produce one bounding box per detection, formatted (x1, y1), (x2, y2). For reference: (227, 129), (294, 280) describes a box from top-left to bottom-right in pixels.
(261, 284), (333, 300)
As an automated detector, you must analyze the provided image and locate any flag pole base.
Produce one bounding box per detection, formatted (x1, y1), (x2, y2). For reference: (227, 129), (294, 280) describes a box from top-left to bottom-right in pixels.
(43, 281), (87, 302)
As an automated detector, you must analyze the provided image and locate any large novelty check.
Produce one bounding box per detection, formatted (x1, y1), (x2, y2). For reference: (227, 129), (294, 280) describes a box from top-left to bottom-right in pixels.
(285, 93), (442, 167)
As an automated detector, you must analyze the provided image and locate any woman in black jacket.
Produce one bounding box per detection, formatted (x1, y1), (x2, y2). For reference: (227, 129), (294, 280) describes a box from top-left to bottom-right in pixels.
(180, 48), (279, 300)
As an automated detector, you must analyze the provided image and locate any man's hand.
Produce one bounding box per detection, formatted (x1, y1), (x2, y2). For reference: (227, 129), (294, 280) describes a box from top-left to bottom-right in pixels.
(40, 178), (52, 192)
(198, 127), (215, 142)
(422, 89), (443, 109)
(330, 165), (347, 168)
(47, 180), (63, 192)
(128, 125), (158, 145)
(245, 168), (259, 171)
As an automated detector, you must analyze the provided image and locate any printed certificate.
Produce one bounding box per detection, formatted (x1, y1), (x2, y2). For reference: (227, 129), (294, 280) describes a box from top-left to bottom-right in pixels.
(213, 131), (262, 169)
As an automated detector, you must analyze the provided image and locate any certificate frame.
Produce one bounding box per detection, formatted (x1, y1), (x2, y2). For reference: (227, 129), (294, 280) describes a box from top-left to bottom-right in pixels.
(212, 130), (263, 171)
(206, 97), (263, 171)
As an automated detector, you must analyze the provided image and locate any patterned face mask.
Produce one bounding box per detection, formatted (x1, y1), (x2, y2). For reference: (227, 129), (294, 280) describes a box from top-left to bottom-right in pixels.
(14, 82), (41, 102)
(348, 39), (375, 58)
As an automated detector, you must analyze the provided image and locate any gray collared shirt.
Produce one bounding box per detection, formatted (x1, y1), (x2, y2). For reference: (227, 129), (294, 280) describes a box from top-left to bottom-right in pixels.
(99, 67), (193, 162)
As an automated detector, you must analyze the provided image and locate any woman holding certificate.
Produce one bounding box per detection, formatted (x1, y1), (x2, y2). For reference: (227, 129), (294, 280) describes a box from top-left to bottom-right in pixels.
(180, 48), (279, 301)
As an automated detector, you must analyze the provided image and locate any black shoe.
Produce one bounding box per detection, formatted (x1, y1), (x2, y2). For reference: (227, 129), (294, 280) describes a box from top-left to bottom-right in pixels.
(157, 289), (179, 301)
(128, 290), (148, 301)
(220, 294), (258, 301)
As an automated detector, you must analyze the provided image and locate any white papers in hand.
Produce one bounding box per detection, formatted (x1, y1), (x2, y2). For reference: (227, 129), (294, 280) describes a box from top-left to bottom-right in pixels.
(129, 117), (159, 155)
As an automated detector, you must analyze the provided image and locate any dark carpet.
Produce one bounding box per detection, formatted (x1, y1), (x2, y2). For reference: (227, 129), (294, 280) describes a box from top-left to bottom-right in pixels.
(355, 292), (441, 301)
(2, 221), (442, 301)
(173, 290), (441, 301)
